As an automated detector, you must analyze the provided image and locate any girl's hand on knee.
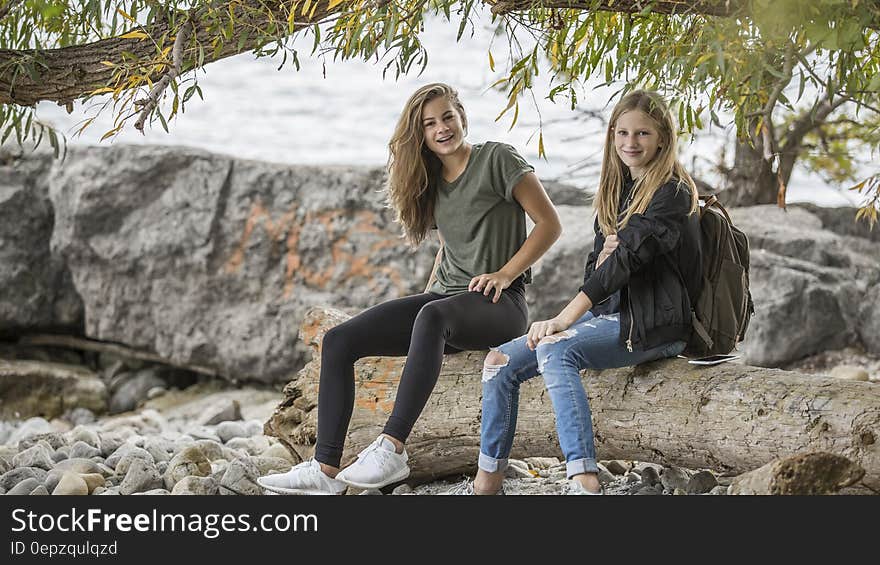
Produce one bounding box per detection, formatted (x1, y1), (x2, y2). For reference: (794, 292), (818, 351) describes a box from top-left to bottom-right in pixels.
(468, 271), (514, 303)
(527, 317), (568, 350)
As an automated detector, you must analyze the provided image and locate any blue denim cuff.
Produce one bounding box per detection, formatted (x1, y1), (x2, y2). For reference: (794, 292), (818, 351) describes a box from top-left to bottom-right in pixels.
(478, 452), (509, 474)
(566, 457), (599, 478)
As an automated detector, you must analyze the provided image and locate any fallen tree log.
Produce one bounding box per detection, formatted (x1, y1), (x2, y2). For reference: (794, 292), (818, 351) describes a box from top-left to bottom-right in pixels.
(265, 307), (880, 492)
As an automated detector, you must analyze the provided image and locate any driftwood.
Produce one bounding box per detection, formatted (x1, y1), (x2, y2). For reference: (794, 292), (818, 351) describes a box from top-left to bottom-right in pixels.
(265, 307), (880, 492)
(19, 334), (220, 378)
(728, 452), (865, 495)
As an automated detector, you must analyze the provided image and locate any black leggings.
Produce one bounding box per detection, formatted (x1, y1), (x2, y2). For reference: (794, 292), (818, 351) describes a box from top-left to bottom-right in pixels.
(315, 287), (528, 467)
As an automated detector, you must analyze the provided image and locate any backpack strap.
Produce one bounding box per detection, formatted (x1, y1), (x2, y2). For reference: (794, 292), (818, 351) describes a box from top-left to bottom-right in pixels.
(700, 194), (733, 224)
(690, 311), (714, 349)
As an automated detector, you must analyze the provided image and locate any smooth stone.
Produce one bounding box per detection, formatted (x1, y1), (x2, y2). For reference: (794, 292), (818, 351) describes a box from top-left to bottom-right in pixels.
(171, 476), (219, 495)
(64, 408), (97, 427)
(660, 467), (691, 492)
(225, 436), (270, 455)
(595, 463), (616, 486)
(119, 459), (161, 495)
(7, 418), (53, 446)
(106, 444), (152, 470)
(634, 485), (663, 495)
(81, 473), (106, 494)
(69, 440), (102, 460)
(7, 478), (41, 495)
(219, 458), (261, 495)
(250, 456), (292, 476)
(1, 467), (47, 491)
(164, 446), (212, 490)
(52, 458), (105, 475)
(67, 426), (101, 449)
(260, 443), (298, 463)
(603, 460), (632, 475)
(640, 466), (661, 487)
(52, 472), (89, 495)
(12, 442), (56, 470)
(686, 470), (719, 494)
(97, 432), (127, 458)
(392, 484), (413, 495)
(115, 449), (156, 475)
(142, 438), (175, 463)
(216, 422), (249, 443)
(193, 440), (231, 462)
(135, 489), (170, 495)
(200, 400), (243, 426)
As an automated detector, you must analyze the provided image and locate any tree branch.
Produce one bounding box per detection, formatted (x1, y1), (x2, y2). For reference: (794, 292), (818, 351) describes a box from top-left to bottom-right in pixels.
(0, 0), (335, 106)
(485, 0), (749, 17)
(134, 17), (193, 132)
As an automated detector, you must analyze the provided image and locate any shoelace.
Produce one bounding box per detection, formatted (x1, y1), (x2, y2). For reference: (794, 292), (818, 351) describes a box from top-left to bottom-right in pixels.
(357, 440), (391, 465)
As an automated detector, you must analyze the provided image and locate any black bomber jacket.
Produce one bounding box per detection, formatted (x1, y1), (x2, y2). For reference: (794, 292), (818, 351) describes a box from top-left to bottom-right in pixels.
(579, 178), (703, 352)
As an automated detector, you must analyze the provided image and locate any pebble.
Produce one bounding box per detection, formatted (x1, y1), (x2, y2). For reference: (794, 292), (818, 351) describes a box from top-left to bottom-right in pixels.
(686, 470), (719, 494)
(1, 467), (48, 491)
(69, 440), (101, 460)
(660, 466), (691, 492)
(219, 459), (262, 496)
(12, 442), (56, 470)
(171, 476), (219, 495)
(53, 472), (89, 495)
(164, 446), (212, 490)
(603, 460), (632, 475)
(7, 478), (41, 496)
(120, 459), (162, 495)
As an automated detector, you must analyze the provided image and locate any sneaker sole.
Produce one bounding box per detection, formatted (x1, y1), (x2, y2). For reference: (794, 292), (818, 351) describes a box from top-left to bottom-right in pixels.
(257, 479), (345, 496)
(335, 467), (411, 489)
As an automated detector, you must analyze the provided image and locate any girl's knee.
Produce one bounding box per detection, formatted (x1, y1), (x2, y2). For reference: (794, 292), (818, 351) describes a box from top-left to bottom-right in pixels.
(482, 349), (511, 383)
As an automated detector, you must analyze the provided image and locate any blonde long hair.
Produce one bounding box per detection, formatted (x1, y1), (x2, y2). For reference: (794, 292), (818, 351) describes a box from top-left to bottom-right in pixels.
(386, 83), (468, 246)
(595, 90), (698, 236)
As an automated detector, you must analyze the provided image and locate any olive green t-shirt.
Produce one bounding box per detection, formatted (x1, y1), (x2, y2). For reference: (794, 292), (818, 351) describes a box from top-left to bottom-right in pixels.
(430, 142), (534, 295)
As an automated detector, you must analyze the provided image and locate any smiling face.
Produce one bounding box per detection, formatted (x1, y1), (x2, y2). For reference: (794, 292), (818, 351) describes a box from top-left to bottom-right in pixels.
(613, 109), (663, 179)
(421, 96), (467, 157)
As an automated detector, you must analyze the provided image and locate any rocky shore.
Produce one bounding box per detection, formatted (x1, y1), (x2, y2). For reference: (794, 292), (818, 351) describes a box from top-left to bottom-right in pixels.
(0, 383), (734, 496)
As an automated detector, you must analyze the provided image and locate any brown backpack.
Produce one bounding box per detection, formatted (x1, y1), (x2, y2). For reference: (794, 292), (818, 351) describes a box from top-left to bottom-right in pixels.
(684, 195), (755, 357)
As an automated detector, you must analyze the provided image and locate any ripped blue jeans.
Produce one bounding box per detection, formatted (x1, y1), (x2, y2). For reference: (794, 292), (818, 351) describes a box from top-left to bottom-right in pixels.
(479, 312), (686, 479)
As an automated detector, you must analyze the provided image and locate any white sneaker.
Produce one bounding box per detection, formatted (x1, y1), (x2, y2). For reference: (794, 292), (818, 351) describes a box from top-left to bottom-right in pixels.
(335, 436), (410, 489)
(565, 480), (603, 495)
(256, 459), (347, 495)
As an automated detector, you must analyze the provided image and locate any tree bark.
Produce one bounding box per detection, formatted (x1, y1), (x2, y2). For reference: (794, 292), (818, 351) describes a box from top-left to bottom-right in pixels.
(265, 307), (880, 492)
(721, 136), (779, 206)
(2, 0), (847, 107)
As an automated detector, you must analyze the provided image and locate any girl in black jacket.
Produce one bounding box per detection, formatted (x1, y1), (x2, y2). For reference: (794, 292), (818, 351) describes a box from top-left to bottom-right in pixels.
(463, 90), (702, 495)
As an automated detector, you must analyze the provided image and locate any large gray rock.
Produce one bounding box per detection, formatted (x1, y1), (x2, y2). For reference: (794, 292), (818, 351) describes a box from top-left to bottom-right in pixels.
(0, 148), (82, 331)
(730, 206), (880, 365)
(0, 360), (107, 420)
(46, 145), (436, 383)
(527, 205), (595, 322)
